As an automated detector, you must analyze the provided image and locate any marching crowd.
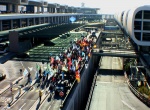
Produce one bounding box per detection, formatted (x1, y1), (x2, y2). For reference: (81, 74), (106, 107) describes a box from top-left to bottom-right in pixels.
(27, 30), (98, 97)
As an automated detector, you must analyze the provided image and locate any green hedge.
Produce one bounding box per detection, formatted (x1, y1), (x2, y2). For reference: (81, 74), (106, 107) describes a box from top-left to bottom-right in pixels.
(138, 86), (150, 97)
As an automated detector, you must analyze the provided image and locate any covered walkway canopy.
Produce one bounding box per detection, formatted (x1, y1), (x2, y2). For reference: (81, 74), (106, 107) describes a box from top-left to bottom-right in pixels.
(0, 23), (84, 39)
(12, 32), (87, 62)
(92, 49), (138, 58)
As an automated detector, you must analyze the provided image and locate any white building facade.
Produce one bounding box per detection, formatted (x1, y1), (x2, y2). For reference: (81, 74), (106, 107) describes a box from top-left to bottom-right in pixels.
(114, 5), (150, 47)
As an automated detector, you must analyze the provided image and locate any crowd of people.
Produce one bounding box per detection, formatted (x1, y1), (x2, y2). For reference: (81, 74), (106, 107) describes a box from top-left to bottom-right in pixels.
(27, 30), (98, 97)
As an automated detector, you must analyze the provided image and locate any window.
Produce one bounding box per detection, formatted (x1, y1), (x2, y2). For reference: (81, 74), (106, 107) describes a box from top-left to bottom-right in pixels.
(34, 6), (37, 13)
(21, 0), (27, 3)
(134, 21), (141, 30)
(143, 33), (150, 41)
(134, 32), (141, 40)
(0, 5), (6, 11)
(135, 11), (142, 19)
(144, 11), (150, 19)
(143, 22), (150, 30)
(44, 8), (47, 12)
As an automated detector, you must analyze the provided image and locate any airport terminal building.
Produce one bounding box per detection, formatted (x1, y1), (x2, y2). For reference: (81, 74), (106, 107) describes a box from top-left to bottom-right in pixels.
(0, 0), (101, 32)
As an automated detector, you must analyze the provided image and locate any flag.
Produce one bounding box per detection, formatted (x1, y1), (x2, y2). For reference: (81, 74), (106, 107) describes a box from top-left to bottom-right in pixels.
(36, 63), (40, 71)
(47, 63), (51, 71)
(62, 66), (68, 72)
(28, 67), (33, 71)
(61, 71), (64, 80)
(23, 68), (28, 77)
(35, 71), (39, 79)
(75, 70), (80, 83)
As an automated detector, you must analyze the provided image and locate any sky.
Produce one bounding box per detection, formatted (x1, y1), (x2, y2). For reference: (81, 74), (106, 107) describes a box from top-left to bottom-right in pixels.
(35, 0), (150, 14)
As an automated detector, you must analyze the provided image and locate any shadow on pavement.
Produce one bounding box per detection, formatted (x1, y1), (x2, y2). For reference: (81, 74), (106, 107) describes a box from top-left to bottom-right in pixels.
(36, 101), (40, 110)
(98, 69), (124, 76)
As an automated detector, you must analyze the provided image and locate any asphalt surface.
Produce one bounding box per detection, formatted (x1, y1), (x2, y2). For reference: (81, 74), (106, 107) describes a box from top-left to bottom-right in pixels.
(89, 57), (150, 110)
(0, 61), (43, 109)
(39, 94), (62, 110)
(10, 89), (39, 110)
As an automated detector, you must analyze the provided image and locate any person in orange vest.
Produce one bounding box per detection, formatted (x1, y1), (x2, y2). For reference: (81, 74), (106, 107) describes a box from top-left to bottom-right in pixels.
(75, 70), (80, 83)
(39, 90), (42, 102)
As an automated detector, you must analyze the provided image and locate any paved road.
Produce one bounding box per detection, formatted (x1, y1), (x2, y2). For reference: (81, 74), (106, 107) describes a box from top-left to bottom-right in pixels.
(10, 89), (39, 110)
(0, 61), (43, 109)
(39, 94), (62, 110)
(89, 57), (149, 110)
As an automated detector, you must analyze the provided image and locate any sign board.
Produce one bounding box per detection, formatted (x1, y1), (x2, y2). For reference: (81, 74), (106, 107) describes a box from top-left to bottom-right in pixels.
(69, 16), (76, 22)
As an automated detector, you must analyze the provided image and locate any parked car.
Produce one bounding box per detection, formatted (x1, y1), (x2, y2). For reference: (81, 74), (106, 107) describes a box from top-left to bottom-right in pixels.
(0, 73), (6, 81)
(0, 43), (9, 54)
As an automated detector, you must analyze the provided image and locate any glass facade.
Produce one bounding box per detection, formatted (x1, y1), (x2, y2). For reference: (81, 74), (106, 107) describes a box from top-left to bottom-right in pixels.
(0, 5), (6, 11)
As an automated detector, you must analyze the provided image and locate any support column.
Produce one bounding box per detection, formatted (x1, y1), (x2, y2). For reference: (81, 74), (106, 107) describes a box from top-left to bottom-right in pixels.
(19, 19), (22, 27)
(67, 16), (69, 23)
(33, 18), (35, 25)
(65, 16), (68, 23)
(49, 7), (51, 13)
(11, 20), (13, 29)
(48, 17), (50, 23)
(0, 20), (2, 31)
(55, 17), (57, 24)
(37, 6), (40, 13)
(57, 17), (59, 24)
(43, 17), (45, 23)
(60, 16), (62, 23)
(39, 18), (41, 24)
(8, 4), (12, 12)
(15, 4), (19, 13)
(9, 31), (19, 52)
(27, 18), (29, 26)
(55, 8), (57, 13)
(51, 17), (53, 23)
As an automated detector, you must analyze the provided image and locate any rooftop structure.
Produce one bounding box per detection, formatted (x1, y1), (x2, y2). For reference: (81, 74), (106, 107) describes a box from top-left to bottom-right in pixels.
(0, 0), (100, 14)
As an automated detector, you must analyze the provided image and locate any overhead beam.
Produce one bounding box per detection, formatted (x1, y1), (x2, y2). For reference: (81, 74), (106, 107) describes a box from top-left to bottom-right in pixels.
(92, 52), (138, 58)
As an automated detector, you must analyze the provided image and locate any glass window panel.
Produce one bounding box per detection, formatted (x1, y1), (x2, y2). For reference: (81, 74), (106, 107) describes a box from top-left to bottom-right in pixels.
(134, 32), (141, 40)
(143, 33), (150, 41)
(135, 11), (142, 19)
(144, 11), (150, 19)
(143, 22), (150, 30)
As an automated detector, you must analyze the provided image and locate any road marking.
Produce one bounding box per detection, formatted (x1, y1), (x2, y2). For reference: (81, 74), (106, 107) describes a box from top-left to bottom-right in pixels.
(121, 100), (136, 110)
(36, 90), (39, 92)
(12, 88), (18, 90)
(19, 103), (26, 110)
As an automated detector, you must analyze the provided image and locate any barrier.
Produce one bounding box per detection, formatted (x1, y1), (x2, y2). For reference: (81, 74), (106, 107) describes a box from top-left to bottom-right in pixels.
(85, 71), (97, 110)
(85, 56), (102, 110)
